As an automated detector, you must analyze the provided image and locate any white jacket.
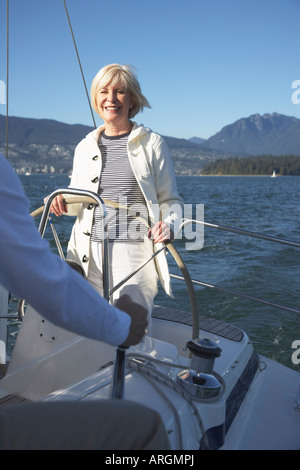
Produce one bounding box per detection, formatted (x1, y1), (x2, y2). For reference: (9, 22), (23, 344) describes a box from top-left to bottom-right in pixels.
(66, 122), (183, 295)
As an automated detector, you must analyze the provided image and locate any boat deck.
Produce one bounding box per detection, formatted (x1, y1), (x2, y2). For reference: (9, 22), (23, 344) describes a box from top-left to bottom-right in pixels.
(153, 305), (244, 342)
(0, 394), (28, 406)
(0, 306), (244, 407)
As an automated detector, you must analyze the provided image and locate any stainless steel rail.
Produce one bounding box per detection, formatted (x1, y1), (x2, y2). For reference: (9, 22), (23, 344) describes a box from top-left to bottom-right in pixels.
(171, 219), (300, 315)
(179, 219), (300, 248)
(170, 274), (300, 316)
(41, 188), (110, 301)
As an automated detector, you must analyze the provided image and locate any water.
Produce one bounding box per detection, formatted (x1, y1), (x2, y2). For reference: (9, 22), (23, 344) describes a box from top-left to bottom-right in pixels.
(9, 174), (300, 370)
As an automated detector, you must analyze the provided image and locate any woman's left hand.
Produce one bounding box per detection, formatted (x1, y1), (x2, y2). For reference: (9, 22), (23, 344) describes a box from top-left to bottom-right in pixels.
(148, 221), (174, 244)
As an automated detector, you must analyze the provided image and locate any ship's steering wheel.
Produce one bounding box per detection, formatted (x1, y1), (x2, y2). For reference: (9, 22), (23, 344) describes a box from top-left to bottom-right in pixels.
(21, 195), (199, 339)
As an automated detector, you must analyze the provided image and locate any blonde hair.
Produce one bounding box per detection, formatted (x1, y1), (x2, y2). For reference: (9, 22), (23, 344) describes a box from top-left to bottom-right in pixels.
(90, 64), (151, 118)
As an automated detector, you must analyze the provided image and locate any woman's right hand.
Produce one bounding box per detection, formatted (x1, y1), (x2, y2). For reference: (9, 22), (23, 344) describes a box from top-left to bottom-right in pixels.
(44, 194), (68, 217)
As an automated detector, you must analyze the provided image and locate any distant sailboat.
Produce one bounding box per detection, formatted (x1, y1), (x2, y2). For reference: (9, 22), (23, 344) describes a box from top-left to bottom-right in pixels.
(271, 169), (277, 178)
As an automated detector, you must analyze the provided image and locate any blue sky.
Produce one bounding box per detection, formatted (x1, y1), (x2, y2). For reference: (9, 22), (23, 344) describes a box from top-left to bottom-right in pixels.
(1, 0), (300, 139)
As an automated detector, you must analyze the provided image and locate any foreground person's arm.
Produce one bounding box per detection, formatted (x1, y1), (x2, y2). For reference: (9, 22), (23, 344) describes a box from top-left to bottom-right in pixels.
(0, 155), (147, 347)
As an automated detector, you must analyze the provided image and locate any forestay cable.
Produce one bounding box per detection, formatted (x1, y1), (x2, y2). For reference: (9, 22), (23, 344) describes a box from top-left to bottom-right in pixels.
(63, 0), (97, 129)
(5, 0), (9, 160)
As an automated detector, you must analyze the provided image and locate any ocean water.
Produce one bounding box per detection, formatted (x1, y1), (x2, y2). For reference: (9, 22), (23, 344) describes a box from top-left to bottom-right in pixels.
(9, 174), (300, 370)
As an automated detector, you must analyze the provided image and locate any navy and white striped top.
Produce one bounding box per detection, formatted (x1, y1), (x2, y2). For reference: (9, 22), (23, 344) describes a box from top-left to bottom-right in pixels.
(91, 132), (148, 242)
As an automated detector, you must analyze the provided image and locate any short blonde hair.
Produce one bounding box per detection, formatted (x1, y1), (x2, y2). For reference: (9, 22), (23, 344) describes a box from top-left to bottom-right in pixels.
(90, 64), (151, 118)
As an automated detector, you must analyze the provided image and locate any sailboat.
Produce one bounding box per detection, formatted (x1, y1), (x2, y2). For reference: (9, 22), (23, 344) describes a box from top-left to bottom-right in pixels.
(0, 188), (300, 450)
(271, 169), (277, 178)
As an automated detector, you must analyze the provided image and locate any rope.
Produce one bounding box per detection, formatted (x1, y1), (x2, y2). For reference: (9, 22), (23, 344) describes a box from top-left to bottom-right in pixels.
(126, 355), (214, 449)
(5, 0), (9, 160)
(62, 0), (97, 129)
(179, 218), (300, 249)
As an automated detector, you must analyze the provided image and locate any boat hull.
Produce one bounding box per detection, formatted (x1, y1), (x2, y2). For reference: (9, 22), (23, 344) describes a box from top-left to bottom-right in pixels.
(1, 304), (299, 449)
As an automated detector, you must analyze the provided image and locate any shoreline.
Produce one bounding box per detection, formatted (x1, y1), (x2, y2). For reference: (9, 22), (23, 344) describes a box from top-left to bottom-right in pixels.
(18, 172), (300, 178)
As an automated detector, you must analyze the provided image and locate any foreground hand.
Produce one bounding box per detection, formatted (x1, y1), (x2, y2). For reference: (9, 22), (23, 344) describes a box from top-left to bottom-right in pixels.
(44, 194), (68, 217)
(148, 221), (174, 244)
(115, 295), (148, 347)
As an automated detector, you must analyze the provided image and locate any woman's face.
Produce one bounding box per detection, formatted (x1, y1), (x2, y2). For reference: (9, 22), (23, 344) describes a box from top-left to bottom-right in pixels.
(96, 81), (133, 127)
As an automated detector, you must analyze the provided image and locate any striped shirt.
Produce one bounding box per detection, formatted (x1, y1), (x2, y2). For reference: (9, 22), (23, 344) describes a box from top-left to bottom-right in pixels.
(91, 132), (148, 242)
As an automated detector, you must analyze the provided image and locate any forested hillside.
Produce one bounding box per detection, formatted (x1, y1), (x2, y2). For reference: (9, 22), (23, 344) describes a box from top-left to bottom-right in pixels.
(200, 155), (300, 176)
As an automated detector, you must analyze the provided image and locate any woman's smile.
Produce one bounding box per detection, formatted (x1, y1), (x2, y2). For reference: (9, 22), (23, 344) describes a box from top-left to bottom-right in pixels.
(97, 82), (133, 130)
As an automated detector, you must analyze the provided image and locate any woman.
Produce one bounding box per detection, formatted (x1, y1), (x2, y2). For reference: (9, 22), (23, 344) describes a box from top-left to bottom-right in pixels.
(49, 64), (183, 323)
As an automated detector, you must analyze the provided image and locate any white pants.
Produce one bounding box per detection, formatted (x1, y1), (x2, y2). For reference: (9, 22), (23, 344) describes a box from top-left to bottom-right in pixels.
(88, 238), (158, 325)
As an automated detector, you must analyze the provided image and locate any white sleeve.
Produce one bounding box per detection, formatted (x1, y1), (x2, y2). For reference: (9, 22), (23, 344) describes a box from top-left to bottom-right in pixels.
(0, 155), (130, 346)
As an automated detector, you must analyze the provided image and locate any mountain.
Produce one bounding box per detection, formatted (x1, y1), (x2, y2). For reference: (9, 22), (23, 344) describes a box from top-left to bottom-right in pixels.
(0, 115), (94, 174)
(1, 113), (299, 175)
(0, 114), (228, 175)
(0, 115), (93, 147)
(201, 113), (300, 156)
(189, 137), (207, 145)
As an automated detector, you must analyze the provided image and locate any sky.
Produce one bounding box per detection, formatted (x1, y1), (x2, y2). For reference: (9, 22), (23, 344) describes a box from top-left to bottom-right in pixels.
(0, 0), (300, 140)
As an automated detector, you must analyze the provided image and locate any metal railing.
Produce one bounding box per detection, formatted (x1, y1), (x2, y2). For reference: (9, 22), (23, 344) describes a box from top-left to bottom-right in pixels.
(40, 188), (110, 300)
(170, 219), (300, 315)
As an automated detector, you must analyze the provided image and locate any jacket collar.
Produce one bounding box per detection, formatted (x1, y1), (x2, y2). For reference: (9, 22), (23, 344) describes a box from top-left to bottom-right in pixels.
(87, 122), (151, 144)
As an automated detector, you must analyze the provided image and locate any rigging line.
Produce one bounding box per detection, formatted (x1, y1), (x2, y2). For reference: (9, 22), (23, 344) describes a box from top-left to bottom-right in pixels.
(63, 0), (97, 129)
(170, 273), (300, 315)
(5, 0), (9, 160)
(178, 219), (300, 249)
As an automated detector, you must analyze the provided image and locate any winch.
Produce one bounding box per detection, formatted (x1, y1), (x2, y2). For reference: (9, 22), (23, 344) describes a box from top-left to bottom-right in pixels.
(177, 338), (222, 398)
